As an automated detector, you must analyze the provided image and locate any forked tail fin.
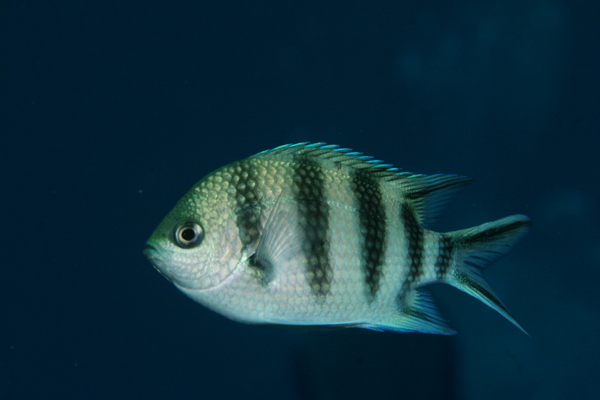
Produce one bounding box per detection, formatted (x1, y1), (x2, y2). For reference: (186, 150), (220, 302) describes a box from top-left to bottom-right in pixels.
(446, 214), (531, 335)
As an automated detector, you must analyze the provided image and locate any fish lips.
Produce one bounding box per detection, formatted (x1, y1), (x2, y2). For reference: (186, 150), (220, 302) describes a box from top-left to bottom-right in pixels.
(143, 243), (175, 283)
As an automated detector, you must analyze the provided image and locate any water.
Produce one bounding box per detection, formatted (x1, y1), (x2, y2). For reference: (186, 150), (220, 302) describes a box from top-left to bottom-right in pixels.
(2, 1), (598, 399)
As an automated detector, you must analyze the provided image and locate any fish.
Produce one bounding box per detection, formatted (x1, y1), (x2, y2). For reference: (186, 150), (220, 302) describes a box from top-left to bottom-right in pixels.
(143, 143), (531, 334)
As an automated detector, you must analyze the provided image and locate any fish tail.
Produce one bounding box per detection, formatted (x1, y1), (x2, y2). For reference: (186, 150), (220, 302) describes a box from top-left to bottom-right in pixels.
(446, 214), (531, 335)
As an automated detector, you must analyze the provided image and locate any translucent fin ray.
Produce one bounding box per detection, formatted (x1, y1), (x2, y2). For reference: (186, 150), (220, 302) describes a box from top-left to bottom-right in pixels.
(401, 174), (473, 227)
(364, 289), (456, 335)
(447, 215), (531, 335)
(254, 186), (304, 280)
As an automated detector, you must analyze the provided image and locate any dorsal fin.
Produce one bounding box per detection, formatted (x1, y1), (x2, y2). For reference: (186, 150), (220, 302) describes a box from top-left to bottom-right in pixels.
(255, 142), (472, 227)
(397, 173), (473, 227)
(254, 142), (403, 179)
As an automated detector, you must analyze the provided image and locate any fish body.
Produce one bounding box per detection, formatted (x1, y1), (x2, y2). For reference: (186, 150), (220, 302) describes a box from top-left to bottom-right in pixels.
(144, 143), (530, 334)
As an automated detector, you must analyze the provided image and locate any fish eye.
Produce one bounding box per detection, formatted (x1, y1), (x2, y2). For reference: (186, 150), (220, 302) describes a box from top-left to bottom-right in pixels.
(174, 221), (204, 248)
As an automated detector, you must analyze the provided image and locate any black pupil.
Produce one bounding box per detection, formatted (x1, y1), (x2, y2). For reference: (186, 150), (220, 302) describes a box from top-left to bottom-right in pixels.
(181, 228), (196, 242)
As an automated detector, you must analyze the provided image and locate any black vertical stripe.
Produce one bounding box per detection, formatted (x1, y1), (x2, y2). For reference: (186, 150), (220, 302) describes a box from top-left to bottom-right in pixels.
(401, 202), (424, 290)
(232, 161), (271, 284)
(434, 235), (454, 280)
(351, 169), (387, 302)
(232, 160), (261, 248)
(293, 156), (332, 300)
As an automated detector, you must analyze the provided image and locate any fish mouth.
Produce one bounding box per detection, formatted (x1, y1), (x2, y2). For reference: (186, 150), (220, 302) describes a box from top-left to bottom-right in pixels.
(142, 243), (160, 262)
(143, 243), (173, 282)
(143, 243), (157, 255)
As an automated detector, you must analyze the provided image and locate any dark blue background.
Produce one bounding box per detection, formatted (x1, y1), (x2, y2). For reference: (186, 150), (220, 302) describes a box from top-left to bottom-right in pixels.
(2, 1), (598, 399)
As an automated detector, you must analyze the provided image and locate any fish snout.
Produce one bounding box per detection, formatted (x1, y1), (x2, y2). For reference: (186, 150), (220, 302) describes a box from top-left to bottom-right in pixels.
(143, 242), (173, 282)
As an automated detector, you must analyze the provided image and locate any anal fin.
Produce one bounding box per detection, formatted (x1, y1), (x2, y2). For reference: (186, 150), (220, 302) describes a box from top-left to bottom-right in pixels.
(367, 289), (457, 335)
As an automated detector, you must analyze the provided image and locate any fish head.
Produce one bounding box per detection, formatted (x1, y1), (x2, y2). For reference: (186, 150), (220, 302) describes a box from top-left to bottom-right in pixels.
(143, 180), (244, 291)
